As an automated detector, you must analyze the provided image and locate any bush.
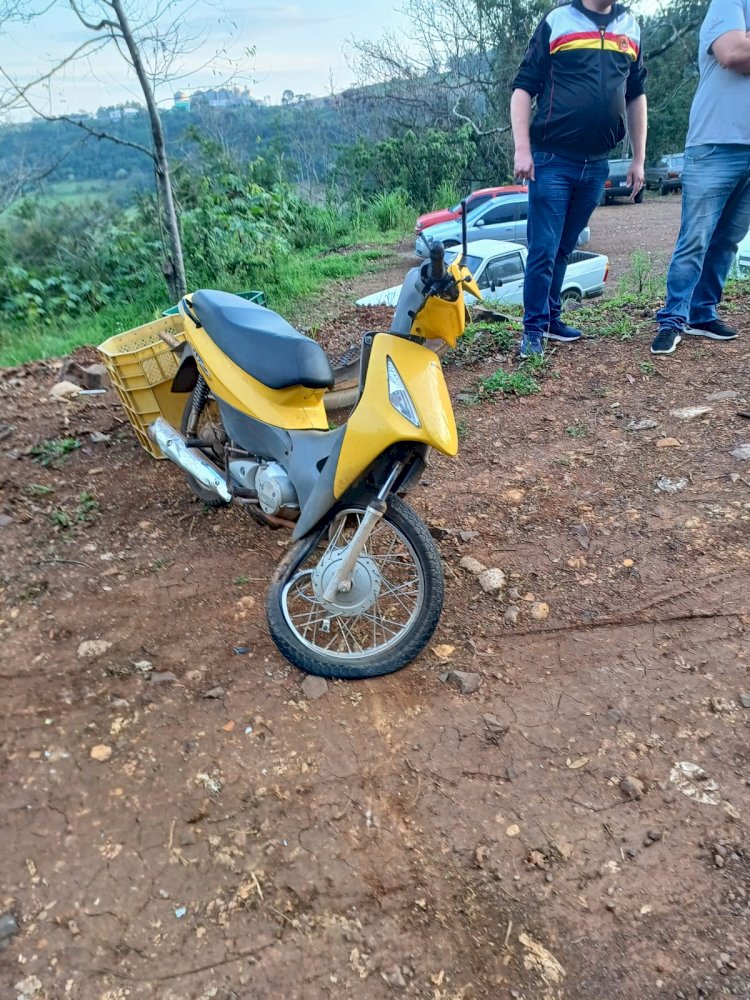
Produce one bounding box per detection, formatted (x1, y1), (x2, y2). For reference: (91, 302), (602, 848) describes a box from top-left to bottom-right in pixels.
(365, 189), (413, 233)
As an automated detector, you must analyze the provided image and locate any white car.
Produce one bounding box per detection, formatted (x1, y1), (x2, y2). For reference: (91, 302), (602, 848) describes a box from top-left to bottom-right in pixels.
(735, 229), (750, 277)
(414, 194), (590, 258)
(357, 240), (609, 309)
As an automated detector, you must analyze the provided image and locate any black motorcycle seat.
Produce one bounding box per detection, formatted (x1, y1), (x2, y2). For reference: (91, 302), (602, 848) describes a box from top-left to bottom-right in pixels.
(190, 290), (334, 391)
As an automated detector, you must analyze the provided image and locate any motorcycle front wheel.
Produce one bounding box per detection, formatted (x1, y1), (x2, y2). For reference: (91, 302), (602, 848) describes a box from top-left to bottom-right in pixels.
(267, 493), (444, 679)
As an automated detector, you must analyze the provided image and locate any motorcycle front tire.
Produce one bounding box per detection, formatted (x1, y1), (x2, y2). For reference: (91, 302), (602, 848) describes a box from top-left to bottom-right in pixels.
(267, 493), (444, 679)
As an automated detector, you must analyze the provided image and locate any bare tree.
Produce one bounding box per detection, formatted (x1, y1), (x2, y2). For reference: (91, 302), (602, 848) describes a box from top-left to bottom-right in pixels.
(0, 0), (235, 302)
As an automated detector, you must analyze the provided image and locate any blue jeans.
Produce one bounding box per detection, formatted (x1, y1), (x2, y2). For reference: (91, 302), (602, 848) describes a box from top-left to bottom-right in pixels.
(523, 152), (609, 338)
(657, 144), (750, 332)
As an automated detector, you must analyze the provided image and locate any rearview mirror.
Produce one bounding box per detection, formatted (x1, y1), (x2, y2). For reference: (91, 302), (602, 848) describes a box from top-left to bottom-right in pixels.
(490, 278), (503, 292)
(475, 218), (485, 227)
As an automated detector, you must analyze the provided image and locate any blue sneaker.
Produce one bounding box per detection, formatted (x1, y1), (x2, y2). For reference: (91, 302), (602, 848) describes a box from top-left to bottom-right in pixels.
(547, 322), (583, 343)
(520, 333), (544, 359)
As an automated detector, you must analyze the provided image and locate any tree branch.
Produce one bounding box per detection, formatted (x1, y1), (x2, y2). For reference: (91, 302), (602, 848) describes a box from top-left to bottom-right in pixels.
(451, 101), (510, 136)
(68, 0), (120, 34)
(645, 20), (702, 60)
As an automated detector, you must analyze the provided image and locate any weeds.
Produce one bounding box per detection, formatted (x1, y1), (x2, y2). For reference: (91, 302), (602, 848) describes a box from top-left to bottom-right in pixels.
(234, 575), (250, 586)
(456, 416), (470, 442)
(31, 437), (81, 468)
(479, 367), (540, 398)
(447, 321), (517, 367)
(151, 557), (169, 572)
(565, 422), (589, 438)
(49, 490), (99, 530)
(639, 360), (656, 377)
(26, 483), (54, 496)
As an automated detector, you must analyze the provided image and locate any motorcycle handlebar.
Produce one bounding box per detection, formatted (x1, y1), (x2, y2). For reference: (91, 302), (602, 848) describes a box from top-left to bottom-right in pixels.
(429, 240), (445, 282)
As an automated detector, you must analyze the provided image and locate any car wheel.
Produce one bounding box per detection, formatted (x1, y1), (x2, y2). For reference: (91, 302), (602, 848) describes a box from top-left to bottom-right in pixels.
(561, 289), (582, 310)
(660, 180), (669, 196)
(634, 188), (645, 204)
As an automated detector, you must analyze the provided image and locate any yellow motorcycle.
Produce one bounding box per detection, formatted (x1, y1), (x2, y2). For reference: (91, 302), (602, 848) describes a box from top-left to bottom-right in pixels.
(149, 212), (480, 679)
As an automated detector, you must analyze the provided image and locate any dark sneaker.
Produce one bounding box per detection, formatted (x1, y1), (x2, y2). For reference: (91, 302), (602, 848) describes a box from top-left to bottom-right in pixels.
(684, 318), (738, 340)
(651, 328), (682, 355)
(547, 322), (583, 343)
(520, 333), (544, 359)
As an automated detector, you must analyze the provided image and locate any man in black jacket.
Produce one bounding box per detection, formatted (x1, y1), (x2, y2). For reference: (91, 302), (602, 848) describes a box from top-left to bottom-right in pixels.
(511, 0), (648, 357)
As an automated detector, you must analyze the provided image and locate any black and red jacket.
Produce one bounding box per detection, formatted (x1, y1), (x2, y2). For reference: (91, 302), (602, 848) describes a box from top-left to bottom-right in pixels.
(512, 0), (647, 159)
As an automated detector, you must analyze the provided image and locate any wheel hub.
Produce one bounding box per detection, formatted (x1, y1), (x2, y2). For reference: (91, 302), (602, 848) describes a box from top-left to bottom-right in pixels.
(311, 550), (382, 617)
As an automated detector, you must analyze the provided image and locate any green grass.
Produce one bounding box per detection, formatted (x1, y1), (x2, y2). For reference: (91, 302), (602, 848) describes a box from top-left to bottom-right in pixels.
(30, 437), (81, 468)
(479, 367), (541, 397)
(446, 321), (517, 367)
(565, 421), (589, 438)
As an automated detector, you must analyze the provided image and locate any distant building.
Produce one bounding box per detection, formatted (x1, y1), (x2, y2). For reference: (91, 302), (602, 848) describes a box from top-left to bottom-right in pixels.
(108, 106), (140, 122)
(190, 86), (254, 110)
(173, 90), (191, 111)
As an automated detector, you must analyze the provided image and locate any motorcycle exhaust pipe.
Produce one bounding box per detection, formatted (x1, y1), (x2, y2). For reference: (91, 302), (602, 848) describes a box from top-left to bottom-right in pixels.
(148, 417), (232, 502)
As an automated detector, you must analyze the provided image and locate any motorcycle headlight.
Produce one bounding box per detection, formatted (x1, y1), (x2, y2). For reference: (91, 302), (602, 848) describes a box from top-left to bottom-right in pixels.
(386, 357), (420, 427)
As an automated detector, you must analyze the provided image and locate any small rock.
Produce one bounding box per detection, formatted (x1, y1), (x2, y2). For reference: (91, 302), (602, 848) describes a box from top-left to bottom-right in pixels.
(715, 854), (725, 869)
(620, 775), (645, 800)
(670, 405), (712, 420)
(503, 606), (520, 625)
(626, 418), (658, 431)
(0, 514), (13, 528)
(429, 524), (450, 541)
(459, 555), (486, 575)
(381, 964), (407, 990)
(607, 708), (623, 724)
(730, 472), (741, 484)
(479, 567), (506, 593)
(13, 976), (43, 998)
(459, 530), (479, 542)
(530, 601), (550, 621)
(505, 765), (519, 782)
(474, 844), (490, 868)
(89, 431), (111, 444)
(730, 444), (750, 461)
(709, 696), (734, 714)
(605, 899), (617, 912)
(0, 912), (19, 941)
(77, 639), (112, 659)
(301, 675), (328, 700)
(50, 380), (82, 401)
(149, 671), (178, 685)
(443, 670), (481, 694)
(656, 437), (681, 448)
(705, 390), (738, 402)
(90, 744), (112, 762)
(508, 587), (521, 600)
(738, 693), (750, 709)
(656, 475), (688, 493)
(203, 686), (225, 699)
(59, 359), (108, 389)
(647, 829), (663, 842)
(483, 713), (510, 737)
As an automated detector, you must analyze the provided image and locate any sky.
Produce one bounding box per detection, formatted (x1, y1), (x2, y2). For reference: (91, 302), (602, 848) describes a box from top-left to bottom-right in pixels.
(0, 1), (411, 116)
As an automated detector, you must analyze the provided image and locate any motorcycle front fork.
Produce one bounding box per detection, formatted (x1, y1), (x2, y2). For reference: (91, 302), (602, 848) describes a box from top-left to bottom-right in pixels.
(321, 461), (404, 603)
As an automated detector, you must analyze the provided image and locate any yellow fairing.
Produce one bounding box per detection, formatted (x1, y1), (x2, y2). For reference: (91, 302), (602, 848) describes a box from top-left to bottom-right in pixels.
(334, 334), (457, 498)
(183, 315), (328, 430)
(411, 262), (482, 347)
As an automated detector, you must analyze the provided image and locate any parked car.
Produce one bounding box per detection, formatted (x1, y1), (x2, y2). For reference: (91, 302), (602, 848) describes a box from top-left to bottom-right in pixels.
(645, 154), (684, 195)
(415, 194), (590, 257)
(415, 185), (527, 234)
(734, 228), (750, 277)
(600, 158), (644, 204)
(357, 239), (609, 309)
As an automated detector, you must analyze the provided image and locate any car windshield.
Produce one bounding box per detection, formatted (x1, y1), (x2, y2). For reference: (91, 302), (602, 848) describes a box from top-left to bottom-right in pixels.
(445, 250), (483, 275)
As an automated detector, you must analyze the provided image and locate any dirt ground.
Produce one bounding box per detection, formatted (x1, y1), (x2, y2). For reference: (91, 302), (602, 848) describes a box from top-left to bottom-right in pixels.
(3, 199), (750, 1000)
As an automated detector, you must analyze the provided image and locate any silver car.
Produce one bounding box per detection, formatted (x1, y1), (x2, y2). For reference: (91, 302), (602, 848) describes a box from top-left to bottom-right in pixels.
(415, 193), (590, 257)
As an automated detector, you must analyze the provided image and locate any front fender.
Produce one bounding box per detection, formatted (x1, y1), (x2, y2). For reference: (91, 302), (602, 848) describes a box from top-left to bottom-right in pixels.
(333, 333), (457, 498)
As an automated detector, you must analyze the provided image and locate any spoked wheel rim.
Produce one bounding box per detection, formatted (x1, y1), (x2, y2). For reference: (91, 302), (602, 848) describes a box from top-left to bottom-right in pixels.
(280, 507), (425, 662)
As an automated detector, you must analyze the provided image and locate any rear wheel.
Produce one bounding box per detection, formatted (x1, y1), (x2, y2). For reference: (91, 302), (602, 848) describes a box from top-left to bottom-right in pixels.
(267, 493), (444, 679)
(180, 395), (230, 507)
(634, 188), (645, 204)
(660, 180), (669, 196)
(561, 289), (582, 310)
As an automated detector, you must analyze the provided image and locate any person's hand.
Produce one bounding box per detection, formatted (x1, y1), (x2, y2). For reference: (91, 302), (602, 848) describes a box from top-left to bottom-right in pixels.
(627, 158), (645, 199)
(514, 149), (535, 183)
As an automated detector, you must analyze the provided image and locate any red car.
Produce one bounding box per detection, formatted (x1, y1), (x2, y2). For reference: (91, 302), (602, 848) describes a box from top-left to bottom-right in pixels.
(415, 185), (528, 234)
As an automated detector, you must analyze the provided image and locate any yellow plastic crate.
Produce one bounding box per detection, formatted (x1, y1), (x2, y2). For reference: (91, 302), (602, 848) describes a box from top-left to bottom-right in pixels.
(98, 314), (189, 459)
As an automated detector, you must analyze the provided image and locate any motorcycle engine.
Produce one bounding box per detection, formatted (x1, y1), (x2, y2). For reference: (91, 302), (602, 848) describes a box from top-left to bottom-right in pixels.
(256, 463), (299, 517)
